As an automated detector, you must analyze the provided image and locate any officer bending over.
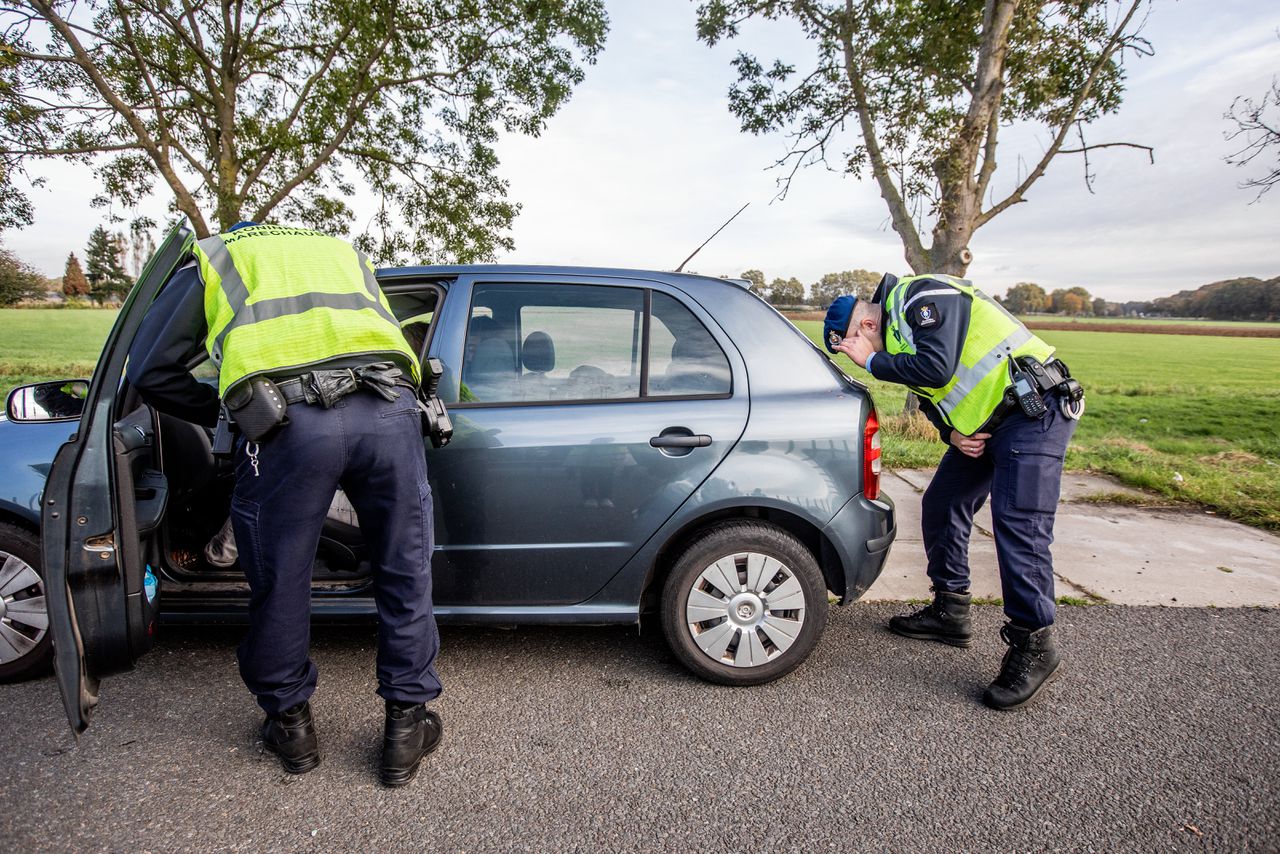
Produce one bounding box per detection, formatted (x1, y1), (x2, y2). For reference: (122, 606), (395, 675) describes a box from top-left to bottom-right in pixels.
(127, 222), (443, 784)
(826, 273), (1084, 710)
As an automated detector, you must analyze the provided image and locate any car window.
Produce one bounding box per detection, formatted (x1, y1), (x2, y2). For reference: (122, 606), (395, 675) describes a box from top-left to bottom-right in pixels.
(648, 292), (732, 396)
(388, 290), (440, 362)
(462, 284), (643, 403)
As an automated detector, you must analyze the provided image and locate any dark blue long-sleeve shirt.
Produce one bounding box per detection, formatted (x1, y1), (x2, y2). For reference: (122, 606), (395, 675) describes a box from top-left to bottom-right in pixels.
(865, 275), (973, 442)
(125, 263), (221, 428)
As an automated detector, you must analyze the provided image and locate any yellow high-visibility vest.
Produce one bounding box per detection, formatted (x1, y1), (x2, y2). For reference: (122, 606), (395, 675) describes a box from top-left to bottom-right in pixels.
(883, 274), (1054, 434)
(194, 225), (419, 397)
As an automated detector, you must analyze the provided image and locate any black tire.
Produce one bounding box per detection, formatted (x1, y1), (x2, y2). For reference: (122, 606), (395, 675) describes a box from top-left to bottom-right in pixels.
(660, 521), (828, 686)
(0, 522), (53, 683)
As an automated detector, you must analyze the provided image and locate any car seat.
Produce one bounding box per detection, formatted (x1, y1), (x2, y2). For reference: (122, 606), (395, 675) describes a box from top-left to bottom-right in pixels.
(462, 316), (518, 401)
(663, 336), (730, 394)
(520, 331), (556, 400)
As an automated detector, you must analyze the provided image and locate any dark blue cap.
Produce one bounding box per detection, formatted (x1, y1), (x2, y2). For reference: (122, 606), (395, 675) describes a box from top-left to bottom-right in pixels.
(228, 221), (258, 232)
(823, 295), (857, 353)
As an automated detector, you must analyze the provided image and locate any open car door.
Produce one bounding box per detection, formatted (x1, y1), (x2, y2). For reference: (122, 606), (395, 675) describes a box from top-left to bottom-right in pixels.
(42, 222), (194, 733)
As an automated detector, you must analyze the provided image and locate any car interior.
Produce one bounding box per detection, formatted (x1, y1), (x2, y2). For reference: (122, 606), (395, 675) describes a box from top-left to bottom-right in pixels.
(459, 286), (731, 404)
(113, 286), (441, 593)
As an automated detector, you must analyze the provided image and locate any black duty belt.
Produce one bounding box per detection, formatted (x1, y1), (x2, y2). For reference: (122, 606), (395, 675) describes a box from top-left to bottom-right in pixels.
(217, 362), (418, 447)
(273, 376), (312, 405)
(274, 362), (412, 408)
(979, 357), (1078, 433)
(1019, 356), (1073, 394)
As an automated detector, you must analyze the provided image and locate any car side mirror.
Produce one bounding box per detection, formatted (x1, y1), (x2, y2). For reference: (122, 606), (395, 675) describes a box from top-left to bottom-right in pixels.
(5, 380), (91, 423)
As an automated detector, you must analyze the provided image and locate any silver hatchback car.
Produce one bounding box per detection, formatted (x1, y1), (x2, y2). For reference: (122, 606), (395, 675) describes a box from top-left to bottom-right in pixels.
(1, 223), (895, 733)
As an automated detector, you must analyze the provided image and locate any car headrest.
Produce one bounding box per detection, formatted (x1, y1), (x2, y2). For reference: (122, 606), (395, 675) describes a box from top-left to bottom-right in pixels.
(522, 331), (555, 373)
(468, 337), (517, 376)
(671, 336), (716, 362)
(468, 315), (499, 340)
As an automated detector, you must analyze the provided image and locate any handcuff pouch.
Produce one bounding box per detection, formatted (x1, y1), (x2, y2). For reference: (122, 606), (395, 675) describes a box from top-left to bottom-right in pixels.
(224, 376), (289, 442)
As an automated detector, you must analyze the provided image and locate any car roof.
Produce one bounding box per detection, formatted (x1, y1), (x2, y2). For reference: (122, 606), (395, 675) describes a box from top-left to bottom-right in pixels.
(377, 264), (752, 290)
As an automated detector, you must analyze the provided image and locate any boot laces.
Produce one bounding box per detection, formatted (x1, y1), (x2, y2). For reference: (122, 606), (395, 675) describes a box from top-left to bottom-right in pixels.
(997, 625), (1046, 685)
(910, 602), (936, 620)
(908, 599), (948, 621)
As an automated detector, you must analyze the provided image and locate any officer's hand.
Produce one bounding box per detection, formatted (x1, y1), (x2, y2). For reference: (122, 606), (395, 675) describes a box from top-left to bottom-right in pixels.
(834, 332), (875, 368)
(950, 431), (991, 458)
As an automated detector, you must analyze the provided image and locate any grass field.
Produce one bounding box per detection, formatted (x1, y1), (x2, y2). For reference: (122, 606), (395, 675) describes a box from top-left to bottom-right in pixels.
(1018, 315), (1279, 328)
(1021, 320), (1280, 338)
(793, 320), (1280, 530)
(4, 307), (1278, 529)
(788, 311), (1280, 334)
(1, 308), (120, 398)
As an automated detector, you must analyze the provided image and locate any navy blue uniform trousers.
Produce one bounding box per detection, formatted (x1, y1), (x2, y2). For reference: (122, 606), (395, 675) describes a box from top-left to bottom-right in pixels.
(230, 387), (442, 714)
(922, 394), (1078, 629)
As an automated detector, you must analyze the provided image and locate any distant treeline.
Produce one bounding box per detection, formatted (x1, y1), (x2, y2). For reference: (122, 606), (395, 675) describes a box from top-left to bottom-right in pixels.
(742, 270), (1280, 323)
(992, 278), (1279, 322)
(1141, 277), (1280, 322)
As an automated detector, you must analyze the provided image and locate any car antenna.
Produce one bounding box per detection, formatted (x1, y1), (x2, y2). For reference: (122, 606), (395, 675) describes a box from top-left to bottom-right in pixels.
(674, 202), (749, 273)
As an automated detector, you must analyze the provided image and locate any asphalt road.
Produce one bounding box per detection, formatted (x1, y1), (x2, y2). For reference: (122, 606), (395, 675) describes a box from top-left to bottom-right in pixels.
(2, 604), (1277, 852)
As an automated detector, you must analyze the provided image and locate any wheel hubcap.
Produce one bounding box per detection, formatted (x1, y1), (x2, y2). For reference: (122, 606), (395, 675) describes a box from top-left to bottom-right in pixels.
(685, 551), (806, 668)
(0, 551), (47, 666)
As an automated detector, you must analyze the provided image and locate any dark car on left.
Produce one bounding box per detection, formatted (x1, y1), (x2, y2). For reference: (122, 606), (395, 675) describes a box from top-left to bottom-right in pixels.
(0, 412), (72, 680)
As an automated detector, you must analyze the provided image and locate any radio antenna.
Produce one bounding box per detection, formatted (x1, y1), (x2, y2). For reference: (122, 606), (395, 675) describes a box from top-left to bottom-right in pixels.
(675, 202), (749, 273)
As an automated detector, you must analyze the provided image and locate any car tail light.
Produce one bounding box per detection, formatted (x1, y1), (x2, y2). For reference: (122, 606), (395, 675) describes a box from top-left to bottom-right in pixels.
(863, 406), (882, 501)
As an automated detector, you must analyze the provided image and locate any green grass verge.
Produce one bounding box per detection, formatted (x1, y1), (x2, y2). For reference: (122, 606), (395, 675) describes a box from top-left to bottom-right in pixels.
(1017, 315), (1279, 329)
(793, 320), (1280, 530)
(1, 308), (120, 401)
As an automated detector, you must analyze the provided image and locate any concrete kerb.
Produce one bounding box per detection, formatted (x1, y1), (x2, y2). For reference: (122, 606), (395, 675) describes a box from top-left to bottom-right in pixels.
(865, 468), (1280, 608)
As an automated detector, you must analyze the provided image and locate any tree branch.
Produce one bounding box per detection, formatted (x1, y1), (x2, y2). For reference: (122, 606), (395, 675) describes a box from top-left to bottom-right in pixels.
(25, 0), (210, 235)
(772, 116), (843, 201)
(251, 33), (395, 220)
(1058, 141), (1155, 157)
(964, 0), (1016, 209)
(115, 5), (172, 156)
(838, 4), (928, 271)
(0, 143), (144, 155)
(977, 0), (1148, 228)
(974, 97), (1001, 203)
(241, 0), (284, 46)
(236, 23), (354, 197)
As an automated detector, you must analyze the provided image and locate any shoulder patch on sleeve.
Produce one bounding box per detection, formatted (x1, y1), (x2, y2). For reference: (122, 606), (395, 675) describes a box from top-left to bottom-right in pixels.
(915, 302), (938, 327)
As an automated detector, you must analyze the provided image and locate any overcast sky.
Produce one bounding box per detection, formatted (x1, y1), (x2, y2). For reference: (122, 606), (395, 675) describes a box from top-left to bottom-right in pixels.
(6, 0), (1279, 302)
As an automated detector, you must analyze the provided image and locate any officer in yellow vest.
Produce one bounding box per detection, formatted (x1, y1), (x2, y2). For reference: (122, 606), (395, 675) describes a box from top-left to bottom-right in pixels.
(825, 273), (1084, 710)
(127, 222), (442, 784)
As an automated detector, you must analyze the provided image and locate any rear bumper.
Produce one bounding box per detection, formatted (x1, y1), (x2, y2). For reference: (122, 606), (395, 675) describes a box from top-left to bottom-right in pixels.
(822, 491), (896, 604)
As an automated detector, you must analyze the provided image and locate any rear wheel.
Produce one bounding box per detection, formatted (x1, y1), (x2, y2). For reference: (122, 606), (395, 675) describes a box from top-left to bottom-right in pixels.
(661, 521), (828, 686)
(0, 522), (51, 682)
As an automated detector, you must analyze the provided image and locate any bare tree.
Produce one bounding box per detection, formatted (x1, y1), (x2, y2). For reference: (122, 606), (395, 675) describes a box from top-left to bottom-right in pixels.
(696, 0), (1156, 277)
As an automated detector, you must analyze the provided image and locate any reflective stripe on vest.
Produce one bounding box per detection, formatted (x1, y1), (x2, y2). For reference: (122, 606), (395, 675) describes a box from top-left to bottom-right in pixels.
(195, 226), (420, 396)
(883, 274), (1054, 434)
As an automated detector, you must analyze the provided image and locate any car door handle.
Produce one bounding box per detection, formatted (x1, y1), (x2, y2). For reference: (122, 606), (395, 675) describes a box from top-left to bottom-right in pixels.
(650, 433), (712, 448)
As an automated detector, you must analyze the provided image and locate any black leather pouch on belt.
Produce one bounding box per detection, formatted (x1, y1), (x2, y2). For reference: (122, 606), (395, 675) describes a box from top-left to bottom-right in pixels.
(224, 376), (289, 442)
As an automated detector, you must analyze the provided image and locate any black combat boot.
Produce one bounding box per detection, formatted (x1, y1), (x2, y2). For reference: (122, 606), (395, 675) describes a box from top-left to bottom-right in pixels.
(260, 701), (321, 774)
(888, 590), (973, 647)
(380, 702), (443, 788)
(983, 623), (1062, 710)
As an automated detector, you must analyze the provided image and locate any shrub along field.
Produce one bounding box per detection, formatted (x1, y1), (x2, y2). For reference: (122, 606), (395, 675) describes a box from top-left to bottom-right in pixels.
(793, 320), (1280, 531)
(3, 308), (1278, 529)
